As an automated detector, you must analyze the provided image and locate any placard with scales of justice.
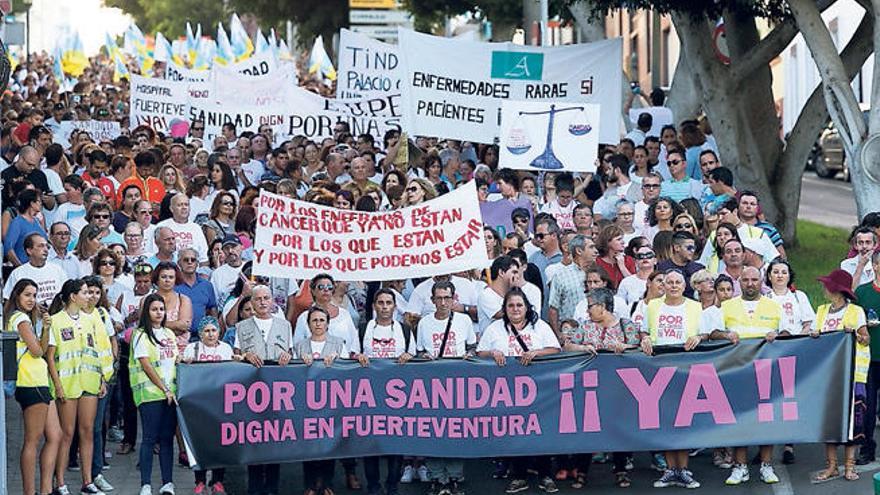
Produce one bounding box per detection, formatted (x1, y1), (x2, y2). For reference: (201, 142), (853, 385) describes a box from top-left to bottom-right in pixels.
(499, 101), (600, 173)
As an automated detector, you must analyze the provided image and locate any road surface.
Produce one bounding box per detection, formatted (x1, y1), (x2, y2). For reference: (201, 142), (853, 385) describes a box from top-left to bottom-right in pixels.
(799, 172), (858, 229)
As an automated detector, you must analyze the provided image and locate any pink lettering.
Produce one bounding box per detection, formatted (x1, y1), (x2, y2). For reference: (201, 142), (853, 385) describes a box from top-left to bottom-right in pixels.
(617, 367), (676, 429)
(674, 363), (736, 427)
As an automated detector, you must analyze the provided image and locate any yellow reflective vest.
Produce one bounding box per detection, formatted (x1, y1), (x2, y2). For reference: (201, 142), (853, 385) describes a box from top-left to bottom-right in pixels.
(49, 310), (112, 399)
(816, 303), (870, 384)
(129, 327), (178, 407)
(11, 311), (48, 388)
(721, 296), (782, 339)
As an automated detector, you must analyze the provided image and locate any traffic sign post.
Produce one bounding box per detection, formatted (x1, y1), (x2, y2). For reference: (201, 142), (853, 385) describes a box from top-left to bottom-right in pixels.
(349, 9), (411, 25)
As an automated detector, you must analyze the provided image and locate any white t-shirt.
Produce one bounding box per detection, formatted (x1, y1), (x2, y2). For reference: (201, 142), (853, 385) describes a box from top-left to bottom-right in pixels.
(477, 287), (505, 335)
(699, 305), (724, 336)
(309, 340), (327, 359)
(631, 299), (648, 334)
(540, 200), (576, 230)
(521, 282), (542, 316)
(767, 290), (815, 335)
(634, 301), (715, 345)
(42, 167), (64, 225)
(210, 263), (243, 304)
(405, 276), (479, 317)
(254, 316), (274, 341)
(617, 275), (648, 306)
(362, 320), (415, 358)
(416, 312), (477, 358)
(3, 262), (69, 307)
(477, 318), (560, 357)
(241, 159), (267, 186)
(840, 256), (876, 288)
(133, 327), (177, 386)
(156, 219), (209, 262)
(294, 308), (358, 356)
(183, 341), (234, 362)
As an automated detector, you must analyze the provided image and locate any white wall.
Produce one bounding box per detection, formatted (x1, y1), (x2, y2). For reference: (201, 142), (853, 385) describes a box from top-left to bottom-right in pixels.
(781, 0), (872, 134)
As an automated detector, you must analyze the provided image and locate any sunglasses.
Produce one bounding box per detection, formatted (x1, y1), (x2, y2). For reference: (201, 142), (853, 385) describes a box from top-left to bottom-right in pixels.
(667, 159), (683, 167)
(683, 245), (696, 252)
(514, 217), (529, 224)
(192, 126), (205, 131)
(138, 209), (151, 215)
(315, 284), (334, 291)
(534, 233), (550, 240)
(92, 214), (110, 219)
(406, 186), (420, 193)
(134, 264), (153, 275)
(642, 184), (660, 189)
(674, 223), (693, 230)
(99, 260), (116, 267)
(635, 252), (656, 260)
(617, 212), (634, 217)
(220, 201), (235, 206)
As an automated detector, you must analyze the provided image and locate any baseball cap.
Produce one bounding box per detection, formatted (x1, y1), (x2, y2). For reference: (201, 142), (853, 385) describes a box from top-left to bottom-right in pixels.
(222, 235), (242, 248)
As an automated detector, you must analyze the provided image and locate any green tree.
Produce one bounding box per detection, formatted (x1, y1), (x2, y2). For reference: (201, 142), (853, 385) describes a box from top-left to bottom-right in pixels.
(574, 0), (875, 243)
(403, 0), (572, 39)
(103, 0), (229, 38)
(227, 0), (348, 49)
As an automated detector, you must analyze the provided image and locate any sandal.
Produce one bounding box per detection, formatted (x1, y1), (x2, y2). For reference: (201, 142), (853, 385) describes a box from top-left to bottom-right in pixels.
(844, 457), (860, 481)
(571, 472), (587, 489)
(615, 472), (632, 488)
(813, 460), (839, 481)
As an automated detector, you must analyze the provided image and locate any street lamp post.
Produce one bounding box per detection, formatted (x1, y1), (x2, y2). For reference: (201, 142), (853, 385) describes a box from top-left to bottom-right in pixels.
(22, 0), (32, 70)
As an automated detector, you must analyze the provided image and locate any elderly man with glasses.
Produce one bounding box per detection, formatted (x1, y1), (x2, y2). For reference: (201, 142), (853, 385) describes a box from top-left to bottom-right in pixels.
(175, 247), (219, 343)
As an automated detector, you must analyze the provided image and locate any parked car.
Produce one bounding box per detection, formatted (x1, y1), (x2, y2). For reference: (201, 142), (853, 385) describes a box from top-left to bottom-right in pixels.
(806, 108), (869, 181)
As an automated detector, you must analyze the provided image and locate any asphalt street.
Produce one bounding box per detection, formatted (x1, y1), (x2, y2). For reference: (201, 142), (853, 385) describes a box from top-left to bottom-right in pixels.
(798, 172), (858, 230)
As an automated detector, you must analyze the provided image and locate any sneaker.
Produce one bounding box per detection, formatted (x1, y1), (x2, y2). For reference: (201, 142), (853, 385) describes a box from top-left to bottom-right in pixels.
(688, 448), (705, 457)
(492, 461), (508, 479)
(437, 484), (451, 495)
(400, 465), (415, 483)
(56, 485), (72, 495)
(625, 457), (634, 471)
(80, 483), (105, 495)
(108, 427), (124, 442)
(159, 482), (175, 495)
(538, 477), (558, 493)
(725, 464), (750, 485)
(418, 465), (430, 482)
(713, 451), (732, 469)
(505, 479), (529, 494)
(193, 483), (207, 495)
(94, 474), (114, 492)
(592, 453), (608, 463)
(653, 469), (678, 488)
(210, 481), (226, 495)
(782, 449), (795, 465)
(677, 469), (700, 489)
(651, 453), (668, 472)
(139, 486), (151, 495)
(759, 463), (779, 484)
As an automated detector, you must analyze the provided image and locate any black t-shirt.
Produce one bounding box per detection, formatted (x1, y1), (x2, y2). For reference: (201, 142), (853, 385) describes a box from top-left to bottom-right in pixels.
(0, 165), (49, 209)
(656, 259), (705, 298)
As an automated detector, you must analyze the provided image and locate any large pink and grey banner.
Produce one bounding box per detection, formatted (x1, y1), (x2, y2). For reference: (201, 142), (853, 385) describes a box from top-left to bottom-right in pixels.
(177, 333), (853, 469)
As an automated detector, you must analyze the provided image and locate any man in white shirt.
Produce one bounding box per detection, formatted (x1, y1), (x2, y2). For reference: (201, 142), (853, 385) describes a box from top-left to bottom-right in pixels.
(477, 256), (520, 334)
(416, 281), (477, 359)
(631, 173), (662, 234)
(593, 154), (634, 220)
(210, 238), (245, 304)
(841, 227), (877, 290)
(405, 274), (478, 324)
(624, 112), (652, 146)
(157, 193), (209, 263)
(46, 221), (79, 276)
(3, 233), (68, 306)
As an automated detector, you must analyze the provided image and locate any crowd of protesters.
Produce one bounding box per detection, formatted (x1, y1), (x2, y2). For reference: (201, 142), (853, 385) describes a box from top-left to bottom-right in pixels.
(4, 49), (880, 495)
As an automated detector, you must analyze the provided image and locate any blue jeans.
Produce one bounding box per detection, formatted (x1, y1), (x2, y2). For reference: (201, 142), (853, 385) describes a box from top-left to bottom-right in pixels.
(138, 400), (177, 486)
(364, 456), (401, 495)
(91, 393), (109, 478)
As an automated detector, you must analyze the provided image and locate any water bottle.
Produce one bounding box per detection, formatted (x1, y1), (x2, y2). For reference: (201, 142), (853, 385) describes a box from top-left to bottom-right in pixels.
(868, 308), (879, 328)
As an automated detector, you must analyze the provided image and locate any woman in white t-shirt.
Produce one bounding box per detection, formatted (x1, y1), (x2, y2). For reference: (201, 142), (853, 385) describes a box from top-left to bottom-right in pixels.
(629, 271), (665, 334)
(765, 259), (815, 335)
(476, 287), (560, 494)
(293, 274), (359, 356)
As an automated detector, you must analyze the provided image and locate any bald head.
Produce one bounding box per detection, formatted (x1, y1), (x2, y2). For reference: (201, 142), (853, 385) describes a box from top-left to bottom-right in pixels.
(741, 266), (763, 300)
(17, 146), (40, 173)
(170, 192), (190, 223)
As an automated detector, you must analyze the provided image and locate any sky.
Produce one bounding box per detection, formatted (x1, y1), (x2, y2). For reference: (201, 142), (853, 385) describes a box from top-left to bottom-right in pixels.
(23, 0), (131, 54)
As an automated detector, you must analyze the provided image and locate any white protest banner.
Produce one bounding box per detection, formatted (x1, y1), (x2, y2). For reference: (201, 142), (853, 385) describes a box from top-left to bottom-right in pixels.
(188, 86), (401, 145)
(165, 51), (284, 83)
(212, 61), (297, 107)
(55, 121), (121, 148)
(165, 59), (210, 82)
(129, 74), (189, 132)
(398, 28), (622, 144)
(499, 101), (600, 173)
(337, 28), (401, 99)
(253, 181), (489, 281)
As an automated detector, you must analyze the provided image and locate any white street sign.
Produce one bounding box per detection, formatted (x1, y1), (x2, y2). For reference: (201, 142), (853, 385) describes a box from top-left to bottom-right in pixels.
(350, 10), (412, 25)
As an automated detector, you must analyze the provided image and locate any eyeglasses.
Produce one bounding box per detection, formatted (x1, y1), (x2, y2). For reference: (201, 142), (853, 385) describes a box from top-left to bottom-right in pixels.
(642, 184), (660, 189)
(514, 217), (530, 224)
(635, 252), (656, 260)
(192, 126), (204, 131)
(315, 284), (334, 291)
(618, 212), (634, 217)
(99, 260), (116, 267)
(667, 159), (683, 167)
(674, 223), (693, 230)
(125, 233), (142, 238)
(180, 257), (197, 263)
(92, 214), (110, 220)
(137, 209), (151, 215)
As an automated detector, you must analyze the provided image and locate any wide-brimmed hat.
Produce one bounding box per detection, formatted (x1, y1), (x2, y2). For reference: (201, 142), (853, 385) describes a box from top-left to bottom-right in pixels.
(817, 269), (855, 300)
